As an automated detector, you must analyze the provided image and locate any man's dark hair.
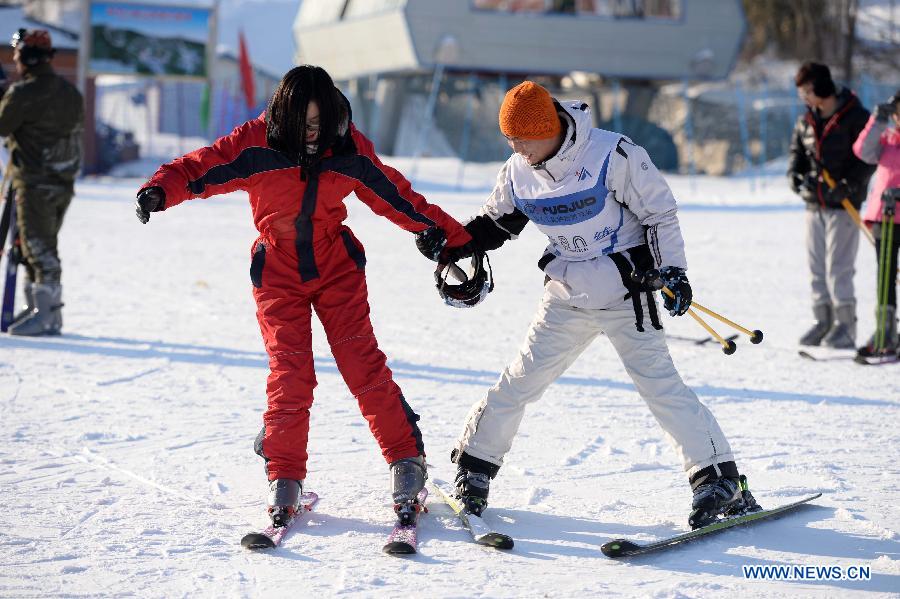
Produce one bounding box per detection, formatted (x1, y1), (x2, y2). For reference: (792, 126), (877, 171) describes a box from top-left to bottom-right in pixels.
(266, 65), (343, 164)
(795, 62), (836, 98)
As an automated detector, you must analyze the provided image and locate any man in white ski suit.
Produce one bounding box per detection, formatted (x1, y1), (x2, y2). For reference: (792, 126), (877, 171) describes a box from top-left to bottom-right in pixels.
(445, 82), (746, 526)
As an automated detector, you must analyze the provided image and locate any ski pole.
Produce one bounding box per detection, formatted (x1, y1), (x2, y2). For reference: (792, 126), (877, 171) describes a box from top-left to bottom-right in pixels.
(875, 189), (897, 352)
(660, 287), (737, 355)
(821, 168), (900, 279)
(679, 296), (764, 344)
(820, 167), (878, 246)
(0, 162), (13, 261)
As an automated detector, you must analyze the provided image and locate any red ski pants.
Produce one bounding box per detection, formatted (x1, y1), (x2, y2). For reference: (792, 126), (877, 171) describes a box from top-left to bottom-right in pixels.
(252, 240), (423, 481)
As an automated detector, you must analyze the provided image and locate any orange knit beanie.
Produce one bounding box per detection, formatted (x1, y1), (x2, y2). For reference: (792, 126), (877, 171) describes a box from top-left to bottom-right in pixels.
(499, 81), (561, 140)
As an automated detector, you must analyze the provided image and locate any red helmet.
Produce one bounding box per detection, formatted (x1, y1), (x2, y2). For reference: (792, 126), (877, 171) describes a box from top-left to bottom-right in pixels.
(11, 28), (54, 66)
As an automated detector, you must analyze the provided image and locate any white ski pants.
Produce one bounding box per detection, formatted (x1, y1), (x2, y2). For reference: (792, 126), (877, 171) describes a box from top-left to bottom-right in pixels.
(455, 293), (734, 478)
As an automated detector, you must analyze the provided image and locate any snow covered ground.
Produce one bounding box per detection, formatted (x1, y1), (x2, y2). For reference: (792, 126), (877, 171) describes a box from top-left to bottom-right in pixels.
(1, 158), (898, 598)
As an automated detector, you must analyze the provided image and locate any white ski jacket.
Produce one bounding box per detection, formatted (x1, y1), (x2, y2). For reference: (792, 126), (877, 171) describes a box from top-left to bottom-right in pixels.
(469, 100), (688, 310)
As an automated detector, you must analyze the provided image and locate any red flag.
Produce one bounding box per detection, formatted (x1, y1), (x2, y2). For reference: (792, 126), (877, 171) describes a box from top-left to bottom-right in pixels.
(238, 30), (256, 111)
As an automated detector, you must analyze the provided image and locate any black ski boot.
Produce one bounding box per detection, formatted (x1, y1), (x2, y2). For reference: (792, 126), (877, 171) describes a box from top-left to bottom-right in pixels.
(390, 456), (427, 525)
(267, 479), (302, 527)
(688, 462), (747, 529)
(454, 466), (490, 516)
(451, 450), (500, 516)
(723, 475), (762, 517)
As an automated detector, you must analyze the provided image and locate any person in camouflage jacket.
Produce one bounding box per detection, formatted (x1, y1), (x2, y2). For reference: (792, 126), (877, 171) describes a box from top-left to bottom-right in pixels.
(0, 29), (83, 336)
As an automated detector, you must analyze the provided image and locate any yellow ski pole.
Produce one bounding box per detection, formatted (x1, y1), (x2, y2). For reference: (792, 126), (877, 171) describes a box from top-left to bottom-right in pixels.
(661, 287), (737, 355)
(820, 168), (877, 246)
(685, 299), (764, 344)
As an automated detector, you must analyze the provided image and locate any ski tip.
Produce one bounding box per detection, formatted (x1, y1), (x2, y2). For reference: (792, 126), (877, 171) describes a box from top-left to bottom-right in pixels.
(241, 533), (276, 550)
(487, 534), (514, 550)
(601, 539), (641, 558)
(382, 541), (417, 555)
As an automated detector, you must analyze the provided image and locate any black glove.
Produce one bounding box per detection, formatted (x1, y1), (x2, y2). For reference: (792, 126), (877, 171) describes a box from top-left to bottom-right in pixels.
(874, 102), (895, 122)
(658, 266), (692, 316)
(442, 240), (478, 263)
(135, 187), (165, 224)
(790, 172), (817, 196)
(415, 227), (447, 261)
(824, 179), (854, 208)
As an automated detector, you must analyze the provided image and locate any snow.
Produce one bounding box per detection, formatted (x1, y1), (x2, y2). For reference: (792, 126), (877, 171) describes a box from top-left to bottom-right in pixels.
(1, 158), (898, 598)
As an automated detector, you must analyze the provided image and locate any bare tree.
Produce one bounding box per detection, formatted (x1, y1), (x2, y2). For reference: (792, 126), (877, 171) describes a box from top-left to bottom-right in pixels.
(741, 0), (859, 79)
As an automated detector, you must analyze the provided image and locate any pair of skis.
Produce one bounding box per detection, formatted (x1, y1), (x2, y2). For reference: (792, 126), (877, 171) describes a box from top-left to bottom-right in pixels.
(241, 483), (819, 559)
(240, 478), (514, 555)
(381, 478), (513, 554)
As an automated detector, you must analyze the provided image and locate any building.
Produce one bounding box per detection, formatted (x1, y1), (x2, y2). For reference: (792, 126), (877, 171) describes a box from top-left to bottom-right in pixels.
(293, 0), (746, 164)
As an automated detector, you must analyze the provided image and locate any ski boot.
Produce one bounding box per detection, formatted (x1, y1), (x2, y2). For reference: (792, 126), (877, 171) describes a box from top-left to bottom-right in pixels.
(723, 475), (763, 517)
(390, 456), (427, 525)
(688, 462), (750, 529)
(857, 306), (898, 358)
(799, 304), (833, 346)
(454, 465), (490, 516)
(8, 283), (61, 336)
(10, 282), (36, 326)
(267, 479), (303, 527)
(822, 304), (857, 349)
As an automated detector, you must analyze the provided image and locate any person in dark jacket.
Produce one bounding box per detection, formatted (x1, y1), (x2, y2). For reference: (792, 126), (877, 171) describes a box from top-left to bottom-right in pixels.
(0, 29), (83, 336)
(136, 65), (472, 526)
(788, 62), (875, 348)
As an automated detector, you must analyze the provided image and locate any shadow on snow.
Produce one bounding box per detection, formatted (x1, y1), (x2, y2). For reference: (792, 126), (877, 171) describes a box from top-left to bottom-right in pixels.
(1, 333), (892, 407)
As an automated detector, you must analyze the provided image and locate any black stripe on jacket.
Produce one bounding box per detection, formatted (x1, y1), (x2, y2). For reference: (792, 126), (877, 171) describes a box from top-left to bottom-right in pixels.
(187, 146), (294, 195)
(325, 154), (436, 228)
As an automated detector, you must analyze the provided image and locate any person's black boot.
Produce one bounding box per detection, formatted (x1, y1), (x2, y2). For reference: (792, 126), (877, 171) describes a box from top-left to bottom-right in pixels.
(688, 462), (746, 529)
(390, 456), (427, 525)
(454, 466), (490, 516)
(267, 479), (302, 527)
(451, 450), (499, 516)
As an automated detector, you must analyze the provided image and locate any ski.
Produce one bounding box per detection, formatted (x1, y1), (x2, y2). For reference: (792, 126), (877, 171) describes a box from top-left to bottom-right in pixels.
(800, 350), (899, 365)
(382, 487), (429, 555)
(1, 192), (19, 333)
(668, 333), (738, 346)
(853, 353), (900, 366)
(798, 350), (850, 362)
(430, 478), (514, 550)
(241, 491), (319, 550)
(0, 184), (12, 256)
(601, 492), (821, 558)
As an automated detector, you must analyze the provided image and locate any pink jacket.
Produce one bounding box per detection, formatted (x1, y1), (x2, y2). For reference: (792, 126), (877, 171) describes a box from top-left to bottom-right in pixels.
(854, 114), (900, 225)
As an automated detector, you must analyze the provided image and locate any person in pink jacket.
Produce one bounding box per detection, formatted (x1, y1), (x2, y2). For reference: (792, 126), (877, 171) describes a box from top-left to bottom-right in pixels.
(854, 90), (900, 356)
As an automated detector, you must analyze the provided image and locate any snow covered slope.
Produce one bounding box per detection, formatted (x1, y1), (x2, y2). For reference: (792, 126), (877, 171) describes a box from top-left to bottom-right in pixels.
(0, 161), (897, 597)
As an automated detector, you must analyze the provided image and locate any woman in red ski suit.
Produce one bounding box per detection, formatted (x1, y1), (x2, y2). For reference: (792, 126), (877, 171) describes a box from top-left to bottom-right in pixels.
(135, 66), (470, 519)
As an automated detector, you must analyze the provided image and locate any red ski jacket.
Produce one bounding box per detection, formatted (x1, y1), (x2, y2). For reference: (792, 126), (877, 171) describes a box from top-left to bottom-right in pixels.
(143, 114), (470, 281)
